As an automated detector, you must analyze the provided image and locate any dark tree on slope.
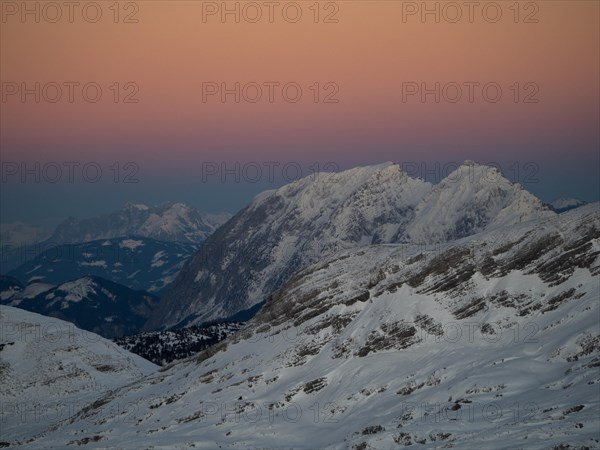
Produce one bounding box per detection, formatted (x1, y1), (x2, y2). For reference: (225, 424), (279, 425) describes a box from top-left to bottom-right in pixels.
(114, 322), (245, 365)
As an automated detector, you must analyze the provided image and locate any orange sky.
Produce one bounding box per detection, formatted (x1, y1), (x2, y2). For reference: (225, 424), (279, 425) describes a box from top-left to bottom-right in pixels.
(1, 1), (598, 195)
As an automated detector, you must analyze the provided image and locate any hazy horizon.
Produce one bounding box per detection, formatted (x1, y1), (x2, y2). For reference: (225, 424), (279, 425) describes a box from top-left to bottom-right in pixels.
(2, 0), (598, 227)
(1, 157), (598, 229)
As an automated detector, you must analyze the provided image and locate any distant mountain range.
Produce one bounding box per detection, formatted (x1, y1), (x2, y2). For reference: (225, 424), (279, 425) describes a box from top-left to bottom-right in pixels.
(0, 275), (159, 338)
(7, 236), (197, 294)
(148, 161), (555, 329)
(49, 202), (231, 245)
(0, 222), (51, 247)
(1, 167), (591, 339)
(0, 203), (232, 341)
(1, 202), (231, 273)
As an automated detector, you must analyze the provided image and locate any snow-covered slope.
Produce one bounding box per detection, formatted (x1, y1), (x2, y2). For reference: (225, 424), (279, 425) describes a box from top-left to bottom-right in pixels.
(8, 237), (197, 294)
(149, 162), (554, 328)
(22, 203), (599, 449)
(49, 202), (231, 245)
(0, 305), (157, 445)
(1, 276), (159, 338)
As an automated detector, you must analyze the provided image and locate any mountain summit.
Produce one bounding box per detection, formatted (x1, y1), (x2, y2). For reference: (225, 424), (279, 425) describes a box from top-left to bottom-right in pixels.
(403, 161), (552, 244)
(147, 162), (554, 329)
(49, 202), (231, 245)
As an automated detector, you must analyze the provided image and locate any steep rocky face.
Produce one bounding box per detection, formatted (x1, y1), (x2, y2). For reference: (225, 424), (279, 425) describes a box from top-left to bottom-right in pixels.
(23, 203), (599, 449)
(147, 163), (433, 329)
(148, 162), (554, 329)
(257, 203), (598, 333)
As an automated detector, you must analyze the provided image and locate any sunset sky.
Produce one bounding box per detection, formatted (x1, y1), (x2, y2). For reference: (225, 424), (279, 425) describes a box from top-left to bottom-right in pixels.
(1, 0), (598, 225)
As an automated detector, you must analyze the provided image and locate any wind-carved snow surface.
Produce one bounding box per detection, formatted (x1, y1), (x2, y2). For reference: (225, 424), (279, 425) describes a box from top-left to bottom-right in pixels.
(0, 306), (157, 444)
(150, 161), (554, 329)
(18, 203), (600, 449)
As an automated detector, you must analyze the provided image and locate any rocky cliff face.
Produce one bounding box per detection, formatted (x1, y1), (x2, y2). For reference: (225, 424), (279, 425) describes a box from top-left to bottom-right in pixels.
(149, 161), (553, 329)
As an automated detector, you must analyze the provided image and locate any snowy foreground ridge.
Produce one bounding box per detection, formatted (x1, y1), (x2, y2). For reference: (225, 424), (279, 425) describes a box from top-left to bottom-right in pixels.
(0, 306), (157, 444)
(10, 203), (600, 449)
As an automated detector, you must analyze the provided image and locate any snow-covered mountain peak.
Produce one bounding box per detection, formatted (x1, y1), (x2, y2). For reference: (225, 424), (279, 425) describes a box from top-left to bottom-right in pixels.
(164, 202), (190, 212)
(403, 162), (554, 244)
(47, 203), (231, 245)
(257, 162), (418, 208)
(440, 161), (505, 187)
(148, 162), (433, 328)
(277, 162), (391, 195)
(248, 163), (398, 214)
(150, 160), (555, 328)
